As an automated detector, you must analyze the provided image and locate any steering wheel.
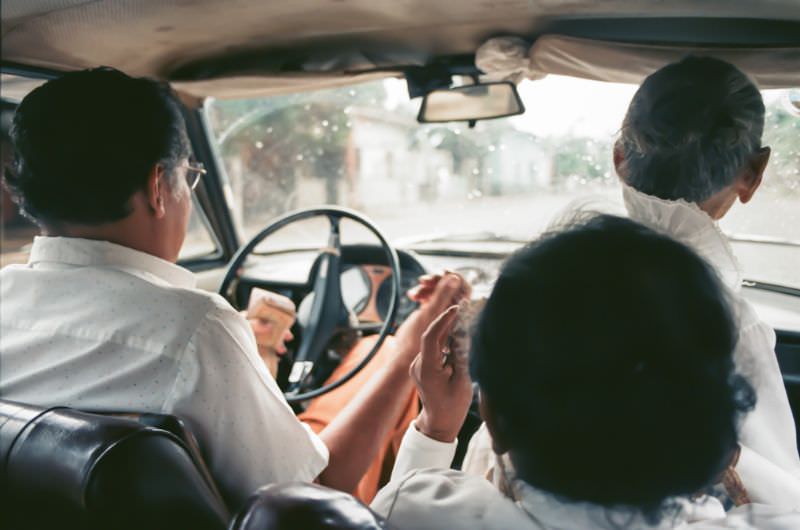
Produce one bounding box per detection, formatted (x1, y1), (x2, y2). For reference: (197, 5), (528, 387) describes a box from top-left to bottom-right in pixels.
(219, 207), (401, 403)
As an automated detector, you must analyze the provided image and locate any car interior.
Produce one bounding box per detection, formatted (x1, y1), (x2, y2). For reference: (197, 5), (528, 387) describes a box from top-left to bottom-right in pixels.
(1, 1), (799, 528)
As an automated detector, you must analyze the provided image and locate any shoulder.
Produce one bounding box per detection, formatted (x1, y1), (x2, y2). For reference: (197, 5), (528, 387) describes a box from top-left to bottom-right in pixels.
(727, 292), (776, 360)
(689, 503), (800, 529)
(372, 468), (536, 530)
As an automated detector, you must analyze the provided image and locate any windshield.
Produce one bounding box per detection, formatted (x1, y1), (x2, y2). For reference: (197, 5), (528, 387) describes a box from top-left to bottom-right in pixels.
(205, 76), (800, 289)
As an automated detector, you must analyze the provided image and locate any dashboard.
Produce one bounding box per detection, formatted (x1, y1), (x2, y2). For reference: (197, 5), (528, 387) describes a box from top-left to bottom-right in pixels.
(235, 244), (800, 333)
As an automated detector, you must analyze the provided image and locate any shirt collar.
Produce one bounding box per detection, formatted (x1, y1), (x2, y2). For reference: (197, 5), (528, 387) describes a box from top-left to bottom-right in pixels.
(28, 236), (197, 289)
(513, 478), (725, 530)
(490, 454), (725, 529)
(621, 183), (742, 292)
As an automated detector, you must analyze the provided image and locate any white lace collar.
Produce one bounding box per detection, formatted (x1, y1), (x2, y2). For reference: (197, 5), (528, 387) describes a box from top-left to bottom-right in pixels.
(490, 453), (726, 529)
(621, 183), (742, 292)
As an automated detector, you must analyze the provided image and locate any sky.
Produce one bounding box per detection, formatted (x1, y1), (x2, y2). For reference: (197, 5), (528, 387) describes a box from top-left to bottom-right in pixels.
(511, 75), (638, 138)
(385, 74), (795, 140)
(383, 74), (639, 139)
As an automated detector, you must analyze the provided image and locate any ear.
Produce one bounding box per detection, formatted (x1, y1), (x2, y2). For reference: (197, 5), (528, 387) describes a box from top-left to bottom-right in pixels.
(145, 164), (167, 219)
(479, 391), (511, 455)
(612, 140), (627, 180)
(736, 146), (770, 204)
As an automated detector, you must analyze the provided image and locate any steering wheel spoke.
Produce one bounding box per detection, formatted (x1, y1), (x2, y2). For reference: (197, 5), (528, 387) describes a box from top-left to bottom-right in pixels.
(287, 216), (348, 390)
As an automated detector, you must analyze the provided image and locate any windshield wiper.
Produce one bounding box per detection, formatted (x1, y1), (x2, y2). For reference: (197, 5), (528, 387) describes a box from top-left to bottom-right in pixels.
(725, 232), (800, 248)
(400, 231), (528, 246)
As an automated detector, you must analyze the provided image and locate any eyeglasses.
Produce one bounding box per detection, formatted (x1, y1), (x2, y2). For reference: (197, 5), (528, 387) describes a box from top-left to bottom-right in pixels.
(183, 162), (207, 191)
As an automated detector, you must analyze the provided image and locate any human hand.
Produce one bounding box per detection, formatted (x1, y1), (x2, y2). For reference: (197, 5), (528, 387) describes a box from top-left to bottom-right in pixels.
(395, 272), (471, 362)
(245, 289), (297, 378)
(407, 270), (472, 307)
(411, 305), (474, 443)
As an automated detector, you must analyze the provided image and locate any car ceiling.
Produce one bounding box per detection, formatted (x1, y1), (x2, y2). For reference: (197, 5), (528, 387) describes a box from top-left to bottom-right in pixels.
(2, 0), (800, 99)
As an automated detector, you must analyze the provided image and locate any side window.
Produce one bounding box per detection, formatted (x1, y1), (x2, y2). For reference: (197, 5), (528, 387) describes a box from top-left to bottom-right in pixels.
(178, 200), (221, 262)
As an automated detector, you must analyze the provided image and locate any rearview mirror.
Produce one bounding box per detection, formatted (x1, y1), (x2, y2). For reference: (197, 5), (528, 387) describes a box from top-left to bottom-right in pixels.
(417, 81), (525, 124)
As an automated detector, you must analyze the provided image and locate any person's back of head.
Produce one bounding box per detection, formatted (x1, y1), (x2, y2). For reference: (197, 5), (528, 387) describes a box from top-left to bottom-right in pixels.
(617, 56), (766, 204)
(470, 214), (754, 522)
(5, 67), (190, 229)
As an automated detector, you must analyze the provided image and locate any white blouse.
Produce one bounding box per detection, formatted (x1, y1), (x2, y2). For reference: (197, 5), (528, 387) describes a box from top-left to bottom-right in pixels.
(622, 183), (800, 507)
(374, 423), (800, 529)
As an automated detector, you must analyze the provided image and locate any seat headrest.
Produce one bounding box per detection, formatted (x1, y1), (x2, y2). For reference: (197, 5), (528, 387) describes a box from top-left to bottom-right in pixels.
(229, 482), (388, 530)
(0, 399), (229, 530)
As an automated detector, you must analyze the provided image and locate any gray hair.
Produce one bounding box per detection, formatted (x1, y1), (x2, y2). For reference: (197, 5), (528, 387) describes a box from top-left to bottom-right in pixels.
(618, 56), (765, 203)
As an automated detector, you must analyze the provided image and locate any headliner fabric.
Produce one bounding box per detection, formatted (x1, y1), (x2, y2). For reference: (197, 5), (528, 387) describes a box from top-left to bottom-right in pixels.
(2, 0), (800, 98)
(172, 71), (401, 100)
(529, 34), (800, 88)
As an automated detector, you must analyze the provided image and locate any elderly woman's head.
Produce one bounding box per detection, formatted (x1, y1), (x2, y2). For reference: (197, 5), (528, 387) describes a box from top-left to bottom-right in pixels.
(615, 56), (769, 212)
(470, 215), (754, 522)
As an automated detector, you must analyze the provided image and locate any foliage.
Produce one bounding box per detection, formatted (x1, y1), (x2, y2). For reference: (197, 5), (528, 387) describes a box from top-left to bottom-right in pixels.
(762, 105), (800, 195)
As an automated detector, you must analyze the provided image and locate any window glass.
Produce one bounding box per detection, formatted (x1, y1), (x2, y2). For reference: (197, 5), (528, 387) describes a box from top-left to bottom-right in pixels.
(202, 77), (797, 290)
(0, 187), (219, 265)
(179, 202), (220, 261)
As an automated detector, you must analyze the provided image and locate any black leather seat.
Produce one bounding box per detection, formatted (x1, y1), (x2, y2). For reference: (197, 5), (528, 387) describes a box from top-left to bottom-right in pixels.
(1, 399), (391, 530)
(230, 482), (388, 530)
(0, 399), (230, 530)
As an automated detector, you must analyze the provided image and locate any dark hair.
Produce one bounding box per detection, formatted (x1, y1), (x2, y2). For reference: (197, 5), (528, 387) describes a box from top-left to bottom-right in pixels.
(5, 67), (190, 226)
(470, 215), (754, 521)
(619, 56), (764, 203)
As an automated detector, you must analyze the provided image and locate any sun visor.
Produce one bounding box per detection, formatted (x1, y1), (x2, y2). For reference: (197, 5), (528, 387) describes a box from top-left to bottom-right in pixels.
(528, 35), (800, 88)
(172, 71), (399, 100)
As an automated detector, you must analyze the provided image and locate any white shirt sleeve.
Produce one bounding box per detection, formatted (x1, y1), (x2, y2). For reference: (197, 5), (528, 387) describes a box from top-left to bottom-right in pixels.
(688, 503), (800, 529)
(162, 296), (328, 508)
(372, 467), (535, 530)
(737, 445), (800, 509)
(390, 420), (458, 481)
(733, 299), (800, 505)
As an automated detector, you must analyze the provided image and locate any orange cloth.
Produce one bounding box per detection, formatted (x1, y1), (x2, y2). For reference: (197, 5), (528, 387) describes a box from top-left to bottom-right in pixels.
(299, 334), (419, 503)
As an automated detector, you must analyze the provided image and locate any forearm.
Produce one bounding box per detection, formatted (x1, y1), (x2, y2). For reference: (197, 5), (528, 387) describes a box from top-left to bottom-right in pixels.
(316, 274), (468, 492)
(316, 353), (415, 492)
